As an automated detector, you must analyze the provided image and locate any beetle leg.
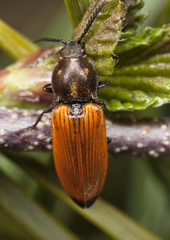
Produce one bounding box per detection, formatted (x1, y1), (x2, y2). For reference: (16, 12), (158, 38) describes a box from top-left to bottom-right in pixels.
(107, 137), (111, 144)
(97, 101), (108, 112)
(97, 81), (110, 90)
(32, 106), (54, 128)
(25, 106), (54, 131)
(43, 84), (53, 93)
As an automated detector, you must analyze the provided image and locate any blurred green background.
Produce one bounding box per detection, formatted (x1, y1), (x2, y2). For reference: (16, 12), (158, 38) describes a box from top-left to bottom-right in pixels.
(0, 0), (170, 239)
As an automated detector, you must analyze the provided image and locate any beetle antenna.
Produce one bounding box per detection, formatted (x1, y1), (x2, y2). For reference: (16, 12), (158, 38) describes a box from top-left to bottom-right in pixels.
(77, 0), (106, 44)
(34, 37), (67, 45)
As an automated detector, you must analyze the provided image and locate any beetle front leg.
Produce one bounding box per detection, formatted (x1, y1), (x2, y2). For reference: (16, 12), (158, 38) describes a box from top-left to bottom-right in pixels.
(43, 84), (53, 93)
(25, 106), (54, 131)
(107, 137), (111, 144)
(97, 81), (110, 90)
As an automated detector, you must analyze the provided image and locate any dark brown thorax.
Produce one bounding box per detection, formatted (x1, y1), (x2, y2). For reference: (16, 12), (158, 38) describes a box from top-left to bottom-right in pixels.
(52, 40), (98, 104)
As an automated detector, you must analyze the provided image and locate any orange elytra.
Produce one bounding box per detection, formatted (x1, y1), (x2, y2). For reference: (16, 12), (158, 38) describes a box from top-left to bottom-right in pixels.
(51, 103), (108, 207)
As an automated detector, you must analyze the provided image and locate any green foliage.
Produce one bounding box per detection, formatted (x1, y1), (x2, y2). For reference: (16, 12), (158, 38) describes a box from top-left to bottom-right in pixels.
(126, 157), (170, 240)
(0, 0), (170, 240)
(116, 24), (170, 65)
(71, 0), (170, 110)
(73, 0), (126, 75)
(99, 23), (170, 110)
(0, 169), (79, 240)
(0, 20), (39, 59)
(0, 0), (169, 110)
(0, 152), (162, 240)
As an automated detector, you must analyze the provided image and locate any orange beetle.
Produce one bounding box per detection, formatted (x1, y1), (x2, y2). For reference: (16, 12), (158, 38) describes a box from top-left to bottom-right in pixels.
(29, 0), (110, 207)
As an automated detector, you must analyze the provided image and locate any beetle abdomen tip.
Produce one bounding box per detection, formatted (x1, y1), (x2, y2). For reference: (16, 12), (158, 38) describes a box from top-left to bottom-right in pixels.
(72, 196), (98, 208)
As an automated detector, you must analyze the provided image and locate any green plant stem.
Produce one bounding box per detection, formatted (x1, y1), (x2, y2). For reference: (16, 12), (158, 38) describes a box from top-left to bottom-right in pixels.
(64, 0), (90, 28)
(154, 0), (170, 27)
(0, 20), (39, 59)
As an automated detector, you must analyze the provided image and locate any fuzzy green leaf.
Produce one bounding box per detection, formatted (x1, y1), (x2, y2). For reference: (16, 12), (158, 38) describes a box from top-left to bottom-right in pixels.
(97, 24), (170, 110)
(73, 0), (126, 75)
(121, 0), (146, 31)
(115, 24), (170, 66)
